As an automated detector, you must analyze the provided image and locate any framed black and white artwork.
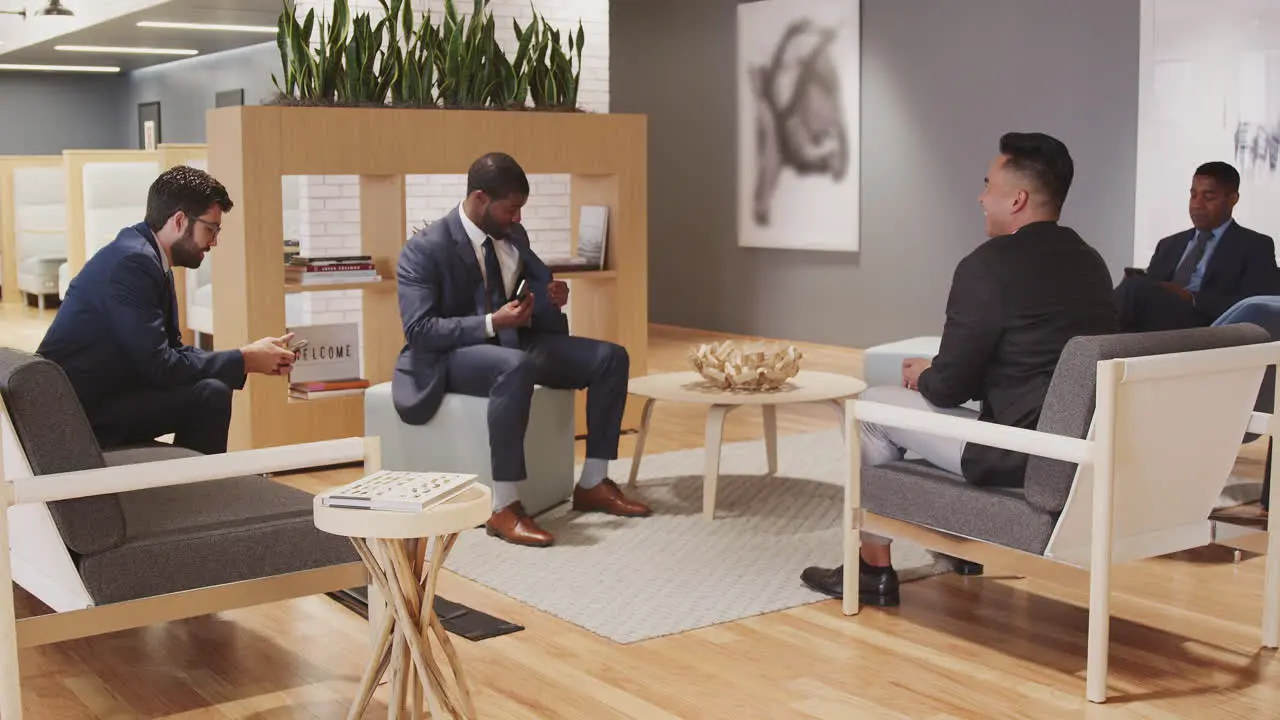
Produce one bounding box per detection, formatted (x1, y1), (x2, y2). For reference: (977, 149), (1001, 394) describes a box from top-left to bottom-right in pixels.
(737, 0), (860, 252)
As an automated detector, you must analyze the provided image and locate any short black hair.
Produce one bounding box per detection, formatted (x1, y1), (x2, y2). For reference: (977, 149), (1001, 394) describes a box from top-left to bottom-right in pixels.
(466, 152), (529, 201)
(1194, 161), (1241, 194)
(998, 132), (1074, 212)
(144, 165), (233, 233)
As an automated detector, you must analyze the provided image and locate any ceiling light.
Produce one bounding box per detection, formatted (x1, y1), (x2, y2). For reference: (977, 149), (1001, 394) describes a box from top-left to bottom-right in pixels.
(0, 63), (120, 73)
(56, 44), (198, 56)
(136, 21), (277, 33)
(0, 1), (75, 19)
(35, 1), (73, 16)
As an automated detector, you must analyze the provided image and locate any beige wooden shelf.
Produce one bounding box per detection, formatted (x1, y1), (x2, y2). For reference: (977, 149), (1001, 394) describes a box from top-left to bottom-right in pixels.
(284, 278), (395, 293)
(556, 269), (618, 280)
(206, 105), (649, 450)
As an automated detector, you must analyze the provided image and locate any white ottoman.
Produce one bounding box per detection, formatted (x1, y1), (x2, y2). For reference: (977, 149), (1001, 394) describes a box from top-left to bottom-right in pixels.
(364, 382), (575, 516)
(863, 336), (942, 388)
(18, 255), (65, 309)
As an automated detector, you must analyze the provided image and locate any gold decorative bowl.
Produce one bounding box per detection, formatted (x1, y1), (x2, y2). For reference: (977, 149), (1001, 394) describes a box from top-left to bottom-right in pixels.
(688, 340), (803, 391)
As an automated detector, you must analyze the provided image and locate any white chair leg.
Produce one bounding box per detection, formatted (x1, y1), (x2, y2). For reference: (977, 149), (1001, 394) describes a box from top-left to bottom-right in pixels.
(842, 398), (862, 616)
(1086, 360), (1119, 703)
(762, 405), (778, 475)
(703, 405), (730, 521)
(1263, 437), (1280, 648)
(0, 491), (25, 719)
(627, 398), (656, 489)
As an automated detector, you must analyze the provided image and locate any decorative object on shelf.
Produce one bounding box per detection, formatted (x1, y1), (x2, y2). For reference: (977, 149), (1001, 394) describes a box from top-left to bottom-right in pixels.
(689, 340), (804, 392)
(271, 0), (586, 111)
(737, 0), (861, 252)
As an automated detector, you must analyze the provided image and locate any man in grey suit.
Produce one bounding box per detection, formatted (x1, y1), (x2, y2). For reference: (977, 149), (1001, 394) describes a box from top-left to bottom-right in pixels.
(393, 152), (652, 546)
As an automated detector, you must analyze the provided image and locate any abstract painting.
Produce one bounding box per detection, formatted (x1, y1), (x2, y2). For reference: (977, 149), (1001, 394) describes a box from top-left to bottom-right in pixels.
(1134, 0), (1280, 265)
(737, 0), (860, 252)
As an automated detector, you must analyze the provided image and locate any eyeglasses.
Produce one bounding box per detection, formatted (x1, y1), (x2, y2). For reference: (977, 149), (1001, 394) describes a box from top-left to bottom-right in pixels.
(193, 217), (221, 237)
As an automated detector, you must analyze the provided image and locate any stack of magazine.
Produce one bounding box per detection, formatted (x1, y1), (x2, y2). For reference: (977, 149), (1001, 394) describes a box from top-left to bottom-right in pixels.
(319, 470), (477, 513)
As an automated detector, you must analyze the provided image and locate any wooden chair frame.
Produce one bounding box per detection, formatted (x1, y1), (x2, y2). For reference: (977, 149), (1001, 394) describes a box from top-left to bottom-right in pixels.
(0, 388), (371, 719)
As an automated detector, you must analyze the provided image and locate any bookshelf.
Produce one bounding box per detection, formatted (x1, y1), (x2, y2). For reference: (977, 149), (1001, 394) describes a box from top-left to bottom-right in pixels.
(206, 105), (649, 450)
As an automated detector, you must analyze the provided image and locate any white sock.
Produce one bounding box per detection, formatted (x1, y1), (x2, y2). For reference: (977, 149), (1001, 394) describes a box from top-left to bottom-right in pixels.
(492, 481), (522, 511)
(578, 458), (608, 489)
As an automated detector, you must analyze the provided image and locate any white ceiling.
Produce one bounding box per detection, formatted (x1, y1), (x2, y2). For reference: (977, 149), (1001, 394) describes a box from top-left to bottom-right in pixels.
(0, 0), (285, 73)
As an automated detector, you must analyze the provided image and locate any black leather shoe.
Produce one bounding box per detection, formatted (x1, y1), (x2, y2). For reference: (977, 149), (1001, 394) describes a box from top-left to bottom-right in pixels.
(800, 560), (900, 607)
(938, 554), (984, 576)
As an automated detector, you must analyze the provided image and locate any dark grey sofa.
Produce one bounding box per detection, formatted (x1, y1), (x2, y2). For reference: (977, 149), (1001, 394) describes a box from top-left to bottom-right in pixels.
(860, 325), (1272, 556)
(0, 347), (359, 606)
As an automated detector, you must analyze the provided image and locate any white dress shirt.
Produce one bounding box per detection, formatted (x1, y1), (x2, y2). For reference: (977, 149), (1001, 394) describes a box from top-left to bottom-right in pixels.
(458, 202), (521, 337)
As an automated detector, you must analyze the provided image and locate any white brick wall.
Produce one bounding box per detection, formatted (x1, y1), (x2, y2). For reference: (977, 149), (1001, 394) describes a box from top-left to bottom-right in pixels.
(289, 1), (606, 326)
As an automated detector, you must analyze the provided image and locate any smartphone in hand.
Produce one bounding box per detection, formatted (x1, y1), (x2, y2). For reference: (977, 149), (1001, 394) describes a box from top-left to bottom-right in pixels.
(513, 278), (530, 302)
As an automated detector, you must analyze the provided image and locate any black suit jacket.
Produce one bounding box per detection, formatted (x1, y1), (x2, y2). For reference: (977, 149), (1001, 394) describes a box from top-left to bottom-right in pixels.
(1146, 220), (1277, 320)
(392, 207), (569, 425)
(917, 221), (1118, 488)
(37, 223), (245, 413)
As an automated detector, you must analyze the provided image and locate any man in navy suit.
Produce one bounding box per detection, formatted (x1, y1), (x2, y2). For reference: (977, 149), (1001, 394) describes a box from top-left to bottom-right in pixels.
(393, 152), (651, 546)
(37, 166), (298, 455)
(1116, 161), (1277, 331)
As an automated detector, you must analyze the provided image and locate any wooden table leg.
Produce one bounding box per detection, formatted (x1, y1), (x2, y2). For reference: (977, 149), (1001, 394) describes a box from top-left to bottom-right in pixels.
(762, 405), (778, 475)
(628, 397), (656, 488)
(704, 405), (731, 520)
(347, 536), (478, 720)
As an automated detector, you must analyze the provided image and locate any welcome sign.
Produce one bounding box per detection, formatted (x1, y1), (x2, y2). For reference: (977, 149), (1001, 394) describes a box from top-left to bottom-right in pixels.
(286, 322), (361, 383)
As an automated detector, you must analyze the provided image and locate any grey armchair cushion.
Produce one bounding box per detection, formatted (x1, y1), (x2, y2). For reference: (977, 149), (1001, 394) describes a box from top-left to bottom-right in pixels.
(1024, 324), (1271, 513)
(80, 443), (359, 605)
(0, 348), (125, 555)
(863, 460), (1058, 555)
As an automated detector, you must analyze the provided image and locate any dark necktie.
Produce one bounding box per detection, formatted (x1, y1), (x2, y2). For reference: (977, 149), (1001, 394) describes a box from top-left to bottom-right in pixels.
(1172, 230), (1212, 289)
(482, 237), (519, 347)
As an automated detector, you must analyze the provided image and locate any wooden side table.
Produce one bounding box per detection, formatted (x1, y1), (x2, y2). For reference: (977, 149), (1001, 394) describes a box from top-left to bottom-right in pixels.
(627, 370), (867, 519)
(314, 483), (492, 720)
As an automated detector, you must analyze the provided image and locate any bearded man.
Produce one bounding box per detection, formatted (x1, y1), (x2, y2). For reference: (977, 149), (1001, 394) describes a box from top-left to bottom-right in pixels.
(37, 165), (297, 455)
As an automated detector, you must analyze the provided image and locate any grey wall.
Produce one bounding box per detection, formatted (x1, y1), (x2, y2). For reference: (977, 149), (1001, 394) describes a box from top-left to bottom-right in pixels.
(612, 0), (1140, 348)
(125, 42), (281, 145)
(0, 74), (130, 154)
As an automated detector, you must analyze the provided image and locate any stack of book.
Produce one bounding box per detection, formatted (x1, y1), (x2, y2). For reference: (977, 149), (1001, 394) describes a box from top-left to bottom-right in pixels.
(289, 378), (370, 400)
(319, 470), (478, 512)
(285, 255), (380, 286)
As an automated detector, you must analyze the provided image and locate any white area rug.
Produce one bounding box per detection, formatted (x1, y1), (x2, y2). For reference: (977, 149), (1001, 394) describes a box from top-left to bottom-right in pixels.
(443, 429), (948, 644)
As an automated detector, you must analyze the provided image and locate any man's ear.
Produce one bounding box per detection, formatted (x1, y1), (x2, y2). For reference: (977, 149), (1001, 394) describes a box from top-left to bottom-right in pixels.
(1011, 188), (1031, 214)
(169, 210), (188, 234)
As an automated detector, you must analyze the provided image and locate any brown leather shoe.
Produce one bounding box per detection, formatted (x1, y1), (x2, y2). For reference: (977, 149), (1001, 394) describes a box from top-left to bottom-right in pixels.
(572, 478), (652, 517)
(485, 502), (554, 547)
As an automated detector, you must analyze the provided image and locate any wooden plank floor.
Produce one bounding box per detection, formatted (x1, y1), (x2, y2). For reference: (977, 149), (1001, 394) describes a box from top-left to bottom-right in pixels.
(3, 301), (1277, 719)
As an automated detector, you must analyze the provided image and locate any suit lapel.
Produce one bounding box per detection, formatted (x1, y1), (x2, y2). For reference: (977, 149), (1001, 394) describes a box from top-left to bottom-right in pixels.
(446, 208), (488, 314)
(135, 224), (181, 346)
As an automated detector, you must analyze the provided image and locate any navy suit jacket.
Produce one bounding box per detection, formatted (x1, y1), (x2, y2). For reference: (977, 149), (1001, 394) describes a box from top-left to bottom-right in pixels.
(392, 207), (568, 424)
(1146, 220), (1277, 320)
(37, 223), (245, 414)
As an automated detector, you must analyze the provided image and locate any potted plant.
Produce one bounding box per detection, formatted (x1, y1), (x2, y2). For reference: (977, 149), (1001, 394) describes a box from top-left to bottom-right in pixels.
(270, 0), (587, 112)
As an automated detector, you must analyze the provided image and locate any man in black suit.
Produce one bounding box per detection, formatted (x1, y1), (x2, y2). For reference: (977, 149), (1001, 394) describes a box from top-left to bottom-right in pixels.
(393, 152), (651, 547)
(801, 132), (1118, 606)
(1116, 161), (1276, 331)
(38, 166), (297, 455)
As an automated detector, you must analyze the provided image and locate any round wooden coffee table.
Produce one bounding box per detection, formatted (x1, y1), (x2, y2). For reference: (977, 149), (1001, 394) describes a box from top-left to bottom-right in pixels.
(626, 370), (867, 519)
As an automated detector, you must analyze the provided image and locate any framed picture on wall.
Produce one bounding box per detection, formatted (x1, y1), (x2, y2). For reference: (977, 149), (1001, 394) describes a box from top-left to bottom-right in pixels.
(737, 0), (861, 252)
(137, 102), (161, 150)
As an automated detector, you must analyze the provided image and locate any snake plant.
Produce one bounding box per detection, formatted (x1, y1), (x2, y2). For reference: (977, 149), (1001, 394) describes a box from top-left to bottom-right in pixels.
(270, 0), (586, 111)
